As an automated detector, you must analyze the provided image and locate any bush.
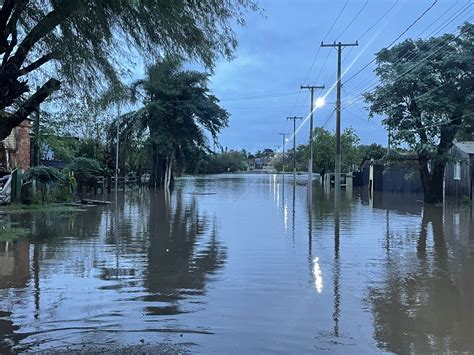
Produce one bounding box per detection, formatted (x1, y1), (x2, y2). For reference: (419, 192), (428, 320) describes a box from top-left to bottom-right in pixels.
(66, 158), (103, 194)
(26, 166), (61, 204)
(24, 166), (76, 204)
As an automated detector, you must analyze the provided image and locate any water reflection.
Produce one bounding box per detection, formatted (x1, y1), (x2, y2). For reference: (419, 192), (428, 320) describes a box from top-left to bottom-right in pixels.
(0, 175), (472, 353)
(368, 203), (474, 353)
(0, 188), (225, 352)
(144, 190), (227, 315)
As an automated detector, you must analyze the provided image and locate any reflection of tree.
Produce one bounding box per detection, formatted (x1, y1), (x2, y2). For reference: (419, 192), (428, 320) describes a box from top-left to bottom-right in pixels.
(144, 190), (226, 315)
(0, 310), (26, 354)
(369, 205), (474, 353)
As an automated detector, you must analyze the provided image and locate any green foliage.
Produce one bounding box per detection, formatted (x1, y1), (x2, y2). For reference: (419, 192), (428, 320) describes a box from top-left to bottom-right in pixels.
(272, 128), (366, 174)
(196, 152), (248, 174)
(24, 166), (75, 204)
(312, 127), (362, 174)
(358, 143), (386, 161)
(27, 166), (61, 185)
(365, 22), (473, 161)
(66, 158), (103, 192)
(364, 22), (473, 203)
(0, 1), (259, 140)
(118, 57), (230, 187)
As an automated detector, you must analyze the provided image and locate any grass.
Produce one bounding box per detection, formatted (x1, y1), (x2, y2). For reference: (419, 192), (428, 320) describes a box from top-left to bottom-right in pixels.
(0, 203), (87, 214)
(0, 224), (29, 241)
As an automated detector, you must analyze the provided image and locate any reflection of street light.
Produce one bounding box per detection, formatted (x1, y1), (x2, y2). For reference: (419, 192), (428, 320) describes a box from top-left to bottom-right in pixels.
(315, 97), (325, 108)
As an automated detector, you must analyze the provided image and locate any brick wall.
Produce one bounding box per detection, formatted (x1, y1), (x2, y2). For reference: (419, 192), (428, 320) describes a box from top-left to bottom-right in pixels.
(14, 121), (31, 171)
(0, 121), (31, 172)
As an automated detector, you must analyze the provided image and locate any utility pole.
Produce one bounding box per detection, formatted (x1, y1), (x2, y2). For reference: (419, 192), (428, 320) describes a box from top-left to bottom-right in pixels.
(300, 84), (325, 183)
(321, 41), (358, 195)
(279, 133), (288, 173)
(287, 116), (303, 176)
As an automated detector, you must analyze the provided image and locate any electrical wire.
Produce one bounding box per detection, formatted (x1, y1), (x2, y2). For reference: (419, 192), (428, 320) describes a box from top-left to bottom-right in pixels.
(336, 0), (369, 41)
(357, 0), (401, 41)
(349, 2), (473, 93)
(346, 20), (473, 104)
(344, 0), (439, 85)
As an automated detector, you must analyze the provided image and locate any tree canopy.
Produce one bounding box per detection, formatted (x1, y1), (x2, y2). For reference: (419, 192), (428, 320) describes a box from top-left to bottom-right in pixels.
(117, 57), (229, 188)
(365, 22), (473, 203)
(0, 0), (258, 140)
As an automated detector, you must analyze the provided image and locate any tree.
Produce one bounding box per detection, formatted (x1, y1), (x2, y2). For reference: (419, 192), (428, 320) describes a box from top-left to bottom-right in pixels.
(122, 57), (229, 188)
(0, 0), (258, 140)
(312, 127), (362, 181)
(365, 23), (473, 203)
(358, 143), (386, 161)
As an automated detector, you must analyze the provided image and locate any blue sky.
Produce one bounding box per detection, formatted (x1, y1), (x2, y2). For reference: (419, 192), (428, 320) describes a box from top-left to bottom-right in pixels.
(204, 0), (472, 153)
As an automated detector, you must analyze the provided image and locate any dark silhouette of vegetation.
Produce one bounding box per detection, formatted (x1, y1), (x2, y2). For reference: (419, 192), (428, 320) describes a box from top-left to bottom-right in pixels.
(365, 22), (473, 203)
(0, 0), (259, 140)
(114, 57), (229, 189)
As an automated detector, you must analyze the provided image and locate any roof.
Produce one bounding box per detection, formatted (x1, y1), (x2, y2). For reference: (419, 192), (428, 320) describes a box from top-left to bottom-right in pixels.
(454, 141), (474, 155)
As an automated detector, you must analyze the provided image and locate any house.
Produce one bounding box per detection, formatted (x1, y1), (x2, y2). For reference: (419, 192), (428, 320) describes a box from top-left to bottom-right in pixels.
(445, 141), (474, 200)
(0, 120), (31, 172)
(356, 156), (423, 194)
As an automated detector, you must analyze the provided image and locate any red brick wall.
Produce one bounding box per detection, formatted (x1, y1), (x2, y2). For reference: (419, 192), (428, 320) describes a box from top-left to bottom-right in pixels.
(11, 121), (31, 171)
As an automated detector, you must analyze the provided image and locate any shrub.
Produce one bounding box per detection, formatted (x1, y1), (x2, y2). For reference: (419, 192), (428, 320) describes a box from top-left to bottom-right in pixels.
(66, 158), (103, 194)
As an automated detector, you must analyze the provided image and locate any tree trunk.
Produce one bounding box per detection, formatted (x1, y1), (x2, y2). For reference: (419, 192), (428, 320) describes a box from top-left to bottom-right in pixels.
(418, 156), (445, 204)
(149, 144), (176, 190)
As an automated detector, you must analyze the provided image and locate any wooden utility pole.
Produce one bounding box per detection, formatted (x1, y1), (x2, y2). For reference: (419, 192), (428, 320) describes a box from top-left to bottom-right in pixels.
(279, 133), (288, 173)
(321, 41), (358, 195)
(287, 116), (303, 176)
(300, 84), (325, 183)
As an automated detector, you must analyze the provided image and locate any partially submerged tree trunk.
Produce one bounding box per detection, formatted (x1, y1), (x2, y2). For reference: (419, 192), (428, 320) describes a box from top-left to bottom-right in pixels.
(418, 155), (445, 204)
(149, 144), (174, 190)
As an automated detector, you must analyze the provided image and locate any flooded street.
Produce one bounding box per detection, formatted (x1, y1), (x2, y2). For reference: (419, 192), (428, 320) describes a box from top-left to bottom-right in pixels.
(1, 174), (473, 353)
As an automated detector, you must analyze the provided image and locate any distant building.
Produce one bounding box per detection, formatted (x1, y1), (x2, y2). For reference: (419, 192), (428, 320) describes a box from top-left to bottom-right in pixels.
(0, 120), (31, 172)
(445, 141), (474, 200)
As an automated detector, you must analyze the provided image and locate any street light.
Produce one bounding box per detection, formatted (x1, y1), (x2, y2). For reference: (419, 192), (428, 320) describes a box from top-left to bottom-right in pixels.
(315, 97), (325, 108)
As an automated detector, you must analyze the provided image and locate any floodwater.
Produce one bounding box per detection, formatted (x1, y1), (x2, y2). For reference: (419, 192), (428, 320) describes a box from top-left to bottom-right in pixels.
(0, 174), (473, 353)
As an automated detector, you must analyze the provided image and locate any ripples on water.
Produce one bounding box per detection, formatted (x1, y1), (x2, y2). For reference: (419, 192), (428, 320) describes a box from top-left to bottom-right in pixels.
(0, 174), (473, 353)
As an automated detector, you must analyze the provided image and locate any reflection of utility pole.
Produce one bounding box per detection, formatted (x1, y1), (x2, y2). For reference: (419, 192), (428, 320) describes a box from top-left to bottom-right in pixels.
(300, 85), (324, 183)
(279, 133), (288, 174)
(321, 41), (358, 196)
(333, 199), (341, 337)
(286, 116), (302, 177)
(115, 104), (121, 193)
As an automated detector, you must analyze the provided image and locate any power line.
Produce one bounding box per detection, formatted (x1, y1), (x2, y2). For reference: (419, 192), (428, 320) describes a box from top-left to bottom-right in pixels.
(322, 0), (350, 43)
(345, 21), (473, 106)
(417, 0), (461, 38)
(292, 0), (351, 114)
(357, 0), (401, 41)
(321, 41), (359, 194)
(344, 0), (440, 85)
(220, 91), (301, 101)
(349, 3), (473, 93)
(427, 1), (473, 37)
(336, 0), (369, 41)
(320, 109), (336, 129)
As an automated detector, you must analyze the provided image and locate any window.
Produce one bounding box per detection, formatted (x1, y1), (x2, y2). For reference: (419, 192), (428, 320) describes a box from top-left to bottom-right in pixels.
(454, 161), (461, 180)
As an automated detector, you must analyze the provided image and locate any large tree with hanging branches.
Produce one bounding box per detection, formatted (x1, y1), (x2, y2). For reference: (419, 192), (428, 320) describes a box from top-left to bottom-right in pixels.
(365, 23), (473, 204)
(0, 0), (258, 140)
(111, 57), (229, 189)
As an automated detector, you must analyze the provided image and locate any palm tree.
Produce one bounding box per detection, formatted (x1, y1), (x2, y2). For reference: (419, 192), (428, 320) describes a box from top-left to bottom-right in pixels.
(110, 57), (229, 189)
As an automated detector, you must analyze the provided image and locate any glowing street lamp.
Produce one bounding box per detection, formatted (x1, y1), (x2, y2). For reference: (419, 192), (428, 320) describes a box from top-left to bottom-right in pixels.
(315, 97), (325, 108)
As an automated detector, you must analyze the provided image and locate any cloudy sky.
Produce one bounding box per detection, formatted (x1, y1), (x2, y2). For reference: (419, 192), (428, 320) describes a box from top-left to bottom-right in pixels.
(205, 0), (472, 153)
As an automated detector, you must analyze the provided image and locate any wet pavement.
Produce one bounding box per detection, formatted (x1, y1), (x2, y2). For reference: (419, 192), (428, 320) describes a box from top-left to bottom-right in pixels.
(0, 174), (473, 353)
